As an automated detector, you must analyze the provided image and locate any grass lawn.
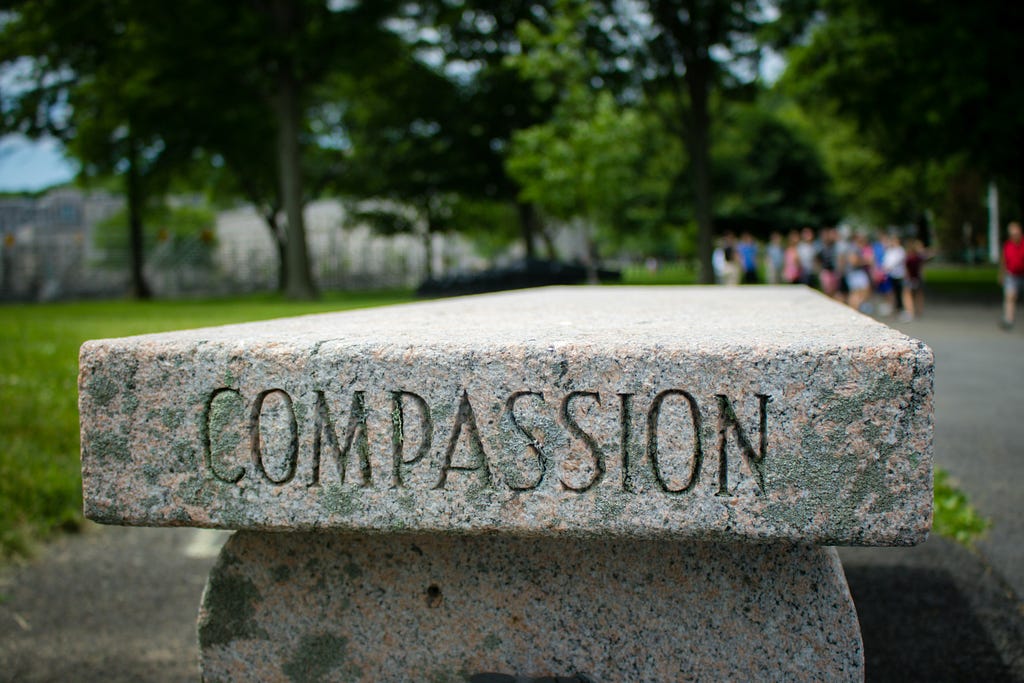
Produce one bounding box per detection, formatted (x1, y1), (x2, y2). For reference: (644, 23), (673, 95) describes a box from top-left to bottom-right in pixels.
(0, 290), (412, 559)
(621, 262), (698, 285)
(923, 263), (1001, 300)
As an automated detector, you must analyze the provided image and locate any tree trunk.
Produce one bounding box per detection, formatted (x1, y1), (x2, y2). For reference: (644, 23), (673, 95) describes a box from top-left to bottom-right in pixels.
(517, 201), (538, 259)
(126, 135), (152, 299)
(272, 3), (317, 300)
(422, 226), (435, 281)
(274, 223), (288, 292)
(685, 62), (715, 285)
(540, 227), (558, 261)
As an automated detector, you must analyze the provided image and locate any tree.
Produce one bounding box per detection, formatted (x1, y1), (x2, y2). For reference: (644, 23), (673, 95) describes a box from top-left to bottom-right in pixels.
(785, 0), (1024, 219)
(767, 99), (933, 231)
(327, 31), (479, 279)
(595, 0), (814, 282)
(179, 1), (400, 300)
(506, 2), (680, 261)
(0, 1), (203, 298)
(2, 1), (404, 300)
(712, 101), (839, 236)
(400, 1), (556, 257)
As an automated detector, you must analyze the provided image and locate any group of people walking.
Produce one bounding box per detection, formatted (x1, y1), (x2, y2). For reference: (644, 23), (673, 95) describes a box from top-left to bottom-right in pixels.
(714, 227), (928, 321)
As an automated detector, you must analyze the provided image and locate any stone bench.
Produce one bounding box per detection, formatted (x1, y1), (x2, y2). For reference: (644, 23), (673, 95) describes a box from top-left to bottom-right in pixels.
(79, 286), (933, 681)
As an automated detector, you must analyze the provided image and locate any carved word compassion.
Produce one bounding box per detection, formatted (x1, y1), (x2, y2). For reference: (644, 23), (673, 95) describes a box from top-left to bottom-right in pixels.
(203, 388), (771, 496)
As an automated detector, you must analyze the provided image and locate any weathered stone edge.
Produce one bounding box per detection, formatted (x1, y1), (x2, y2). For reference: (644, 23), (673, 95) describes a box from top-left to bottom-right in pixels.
(79, 336), (934, 546)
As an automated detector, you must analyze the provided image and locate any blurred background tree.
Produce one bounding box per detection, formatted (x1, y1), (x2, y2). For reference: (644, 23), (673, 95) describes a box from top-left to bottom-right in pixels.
(506, 0), (674, 266)
(712, 99), (839, 235)
(0, 1), (206, 298)
(786, 0), (1024, 248)
(3, 0), (1021, 295)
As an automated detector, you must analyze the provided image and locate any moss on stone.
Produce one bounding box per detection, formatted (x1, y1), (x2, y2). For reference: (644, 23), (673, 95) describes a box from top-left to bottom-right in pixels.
(86, 373), (119, 407)
(292, 398), (307, 423)
(208, 391), (245, 451)
(482, 632), (502, 651)
(320, 484), (359, 516)
(170, 440), (195, 471)
(197, 570), (267, 648)
(87, 430), (130, 462)
(142, 463), (163, 484)
(281, 632), (359, 683)
(86, 500), (124, 524)
(120, 394), (139, 416)
(594, 493), (627, 521)
(426, 670), (463, 683)
(177, 478), (207, 506)
(160, 408), (185, 431)
(271, 563), (292, 583)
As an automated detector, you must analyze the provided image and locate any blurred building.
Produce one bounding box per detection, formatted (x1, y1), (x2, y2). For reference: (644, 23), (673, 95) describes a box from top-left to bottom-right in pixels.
(0, 189), (481, 301)
(0, 188), (122, 301)
(214, 198), (482, 292)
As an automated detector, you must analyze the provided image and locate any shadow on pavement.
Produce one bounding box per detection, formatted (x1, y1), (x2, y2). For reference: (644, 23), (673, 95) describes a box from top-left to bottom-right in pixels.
(848, 565), (1012, 681)
(841, 537), (1024, 683)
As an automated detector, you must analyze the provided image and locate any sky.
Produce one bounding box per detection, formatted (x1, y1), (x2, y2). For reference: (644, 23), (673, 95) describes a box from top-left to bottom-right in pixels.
(0, 135), (77, 192)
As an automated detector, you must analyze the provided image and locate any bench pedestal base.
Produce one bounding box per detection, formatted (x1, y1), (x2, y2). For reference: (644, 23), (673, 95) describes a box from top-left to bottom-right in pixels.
(198, 532), (863, 681)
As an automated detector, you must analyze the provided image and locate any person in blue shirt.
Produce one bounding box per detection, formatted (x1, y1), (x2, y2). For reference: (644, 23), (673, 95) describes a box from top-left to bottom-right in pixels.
(737, 232), (759, 284)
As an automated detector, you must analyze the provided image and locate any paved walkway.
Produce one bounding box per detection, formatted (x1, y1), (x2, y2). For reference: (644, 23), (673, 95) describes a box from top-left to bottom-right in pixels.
(1, 298), (1022, 682)
(889, 301), (1024, 599)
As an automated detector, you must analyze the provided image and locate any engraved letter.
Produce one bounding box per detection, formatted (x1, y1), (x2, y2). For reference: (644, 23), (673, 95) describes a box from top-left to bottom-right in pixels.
(716, 394), (770, 495)
(560, 391), (605, 492)
(434, 390), (492, 489)
(311, 390), (372, 487)
(204, 388), (246, 483)
(249, 389), (298, 485)
(619, 393), (634, 492)
(391, 390), (433, 488)
(646, 389), (702, 493)
(505, 391), (547, 491)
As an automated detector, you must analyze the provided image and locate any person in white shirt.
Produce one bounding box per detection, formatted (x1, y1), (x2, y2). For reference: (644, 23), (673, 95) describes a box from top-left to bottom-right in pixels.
(882, 234), (908, 320)
(796, 227), (818, 287)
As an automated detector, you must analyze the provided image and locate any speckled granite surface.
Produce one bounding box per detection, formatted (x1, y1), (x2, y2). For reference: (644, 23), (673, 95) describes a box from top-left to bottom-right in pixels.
(198, 532), (864, 682)
(79, 286), (933, 545)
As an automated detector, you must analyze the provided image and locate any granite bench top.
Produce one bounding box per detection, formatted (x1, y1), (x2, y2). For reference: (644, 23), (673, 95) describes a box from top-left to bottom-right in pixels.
(79, 286), (933, 545)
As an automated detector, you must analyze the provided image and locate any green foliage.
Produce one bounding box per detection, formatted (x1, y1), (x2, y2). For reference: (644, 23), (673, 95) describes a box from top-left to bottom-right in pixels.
(334, 1), (557, 258)
(784, 0), (1024, 218)
(506, 1), (834, 261)
(0, 291), (412, 561)
(933, 468), (991, 547)
(508, 93), (655, 230)
(775, 103), (925, 228)
(712, 101), (839, 236)
(2, 1), (405, 299)
(774, 95), (997, 256)
(506, 0), (683, 257)
(447, 199), (522, 260)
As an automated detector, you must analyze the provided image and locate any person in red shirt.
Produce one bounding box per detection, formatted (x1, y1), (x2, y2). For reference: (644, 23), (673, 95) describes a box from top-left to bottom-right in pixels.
(1001, 221), (1024, 329)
